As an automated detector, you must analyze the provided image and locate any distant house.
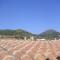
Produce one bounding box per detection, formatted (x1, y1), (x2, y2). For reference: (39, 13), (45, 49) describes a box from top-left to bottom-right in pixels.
(30, 36), (34, 40)
(37, 38), (46, 40)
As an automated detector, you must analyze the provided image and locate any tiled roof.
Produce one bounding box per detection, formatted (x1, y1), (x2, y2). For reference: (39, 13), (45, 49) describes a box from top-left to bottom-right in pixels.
(0, 39), (60, 60)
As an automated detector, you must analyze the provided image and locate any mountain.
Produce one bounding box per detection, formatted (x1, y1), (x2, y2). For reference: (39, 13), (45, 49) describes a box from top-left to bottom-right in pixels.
(0, 29), (60, 40)
(0, 29), (36, 39)
(38, 29), (60, 40)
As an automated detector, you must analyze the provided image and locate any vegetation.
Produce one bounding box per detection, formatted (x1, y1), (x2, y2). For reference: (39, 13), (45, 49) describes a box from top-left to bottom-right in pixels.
(0, 29), (60, 40)
(38, 29), (60, 40)
(0, 29), (36, 39)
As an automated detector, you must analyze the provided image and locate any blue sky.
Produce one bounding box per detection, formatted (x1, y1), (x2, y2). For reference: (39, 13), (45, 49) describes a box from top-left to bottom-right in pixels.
(0, 0), (60, 34)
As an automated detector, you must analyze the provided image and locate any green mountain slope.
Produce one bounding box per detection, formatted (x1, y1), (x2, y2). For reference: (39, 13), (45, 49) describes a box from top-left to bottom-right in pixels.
(0, 29), (36, 39)
(0, 29), (60, 40)
(38, 29), (60, 40)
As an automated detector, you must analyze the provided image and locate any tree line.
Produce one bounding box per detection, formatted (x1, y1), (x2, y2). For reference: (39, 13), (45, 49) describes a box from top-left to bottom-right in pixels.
(0, 29), (60, 40)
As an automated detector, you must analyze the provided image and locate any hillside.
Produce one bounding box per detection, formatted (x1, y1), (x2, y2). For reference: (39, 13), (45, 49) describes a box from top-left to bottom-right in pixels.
(0, 29), (36, 39)
(0, 29), (60, 40)
(38, 29), (60, 40)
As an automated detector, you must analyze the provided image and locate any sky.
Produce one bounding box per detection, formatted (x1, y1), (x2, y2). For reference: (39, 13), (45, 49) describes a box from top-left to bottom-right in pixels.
(0, 0), (60, 34)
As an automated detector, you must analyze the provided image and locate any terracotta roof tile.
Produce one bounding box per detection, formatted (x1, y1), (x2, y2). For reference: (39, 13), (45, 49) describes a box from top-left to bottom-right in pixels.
(0, 39), (60, 60)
